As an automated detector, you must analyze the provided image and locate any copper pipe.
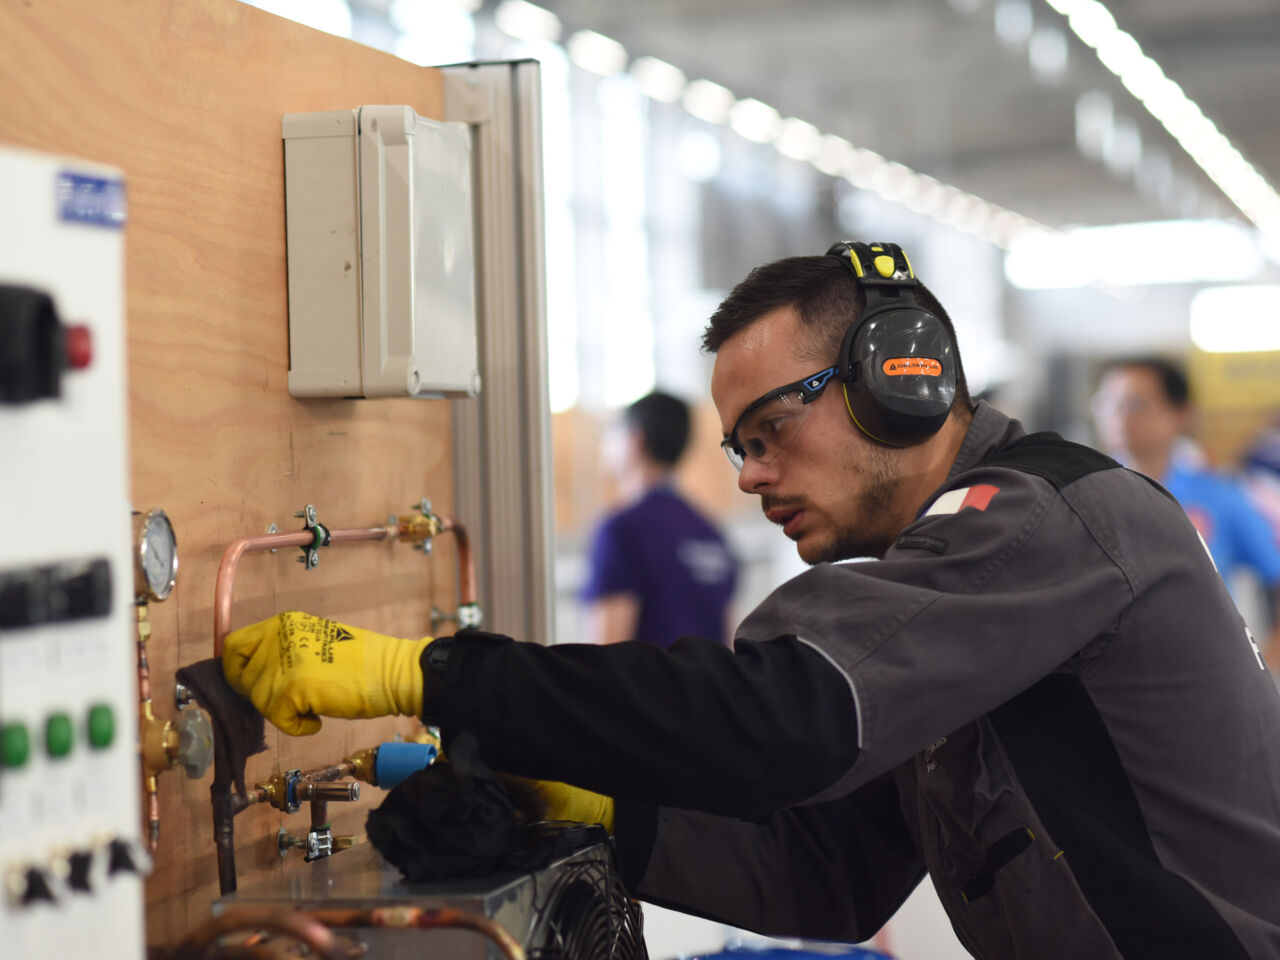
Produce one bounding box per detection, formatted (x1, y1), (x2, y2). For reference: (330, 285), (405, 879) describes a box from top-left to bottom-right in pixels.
(137, 626), (152, 705)
(296, 781), (359, 803)
(436, 517), (476, 606)
(197, 947), (292, 960)
(309, 800), (328, 833)
(306, 907), (525, 960)
(213, 526), (393, 655)
(173, 906), (351, 960)
(214, 786), (267, 896)
(301, 762), (354, 783)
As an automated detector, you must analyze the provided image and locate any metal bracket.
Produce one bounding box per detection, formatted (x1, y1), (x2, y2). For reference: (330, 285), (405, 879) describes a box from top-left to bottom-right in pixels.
(304, 826), (332, 863)
(431, 601), (482, 635)
(414, 498), (434, 556)
(293, 505), (330, 569)
(430, 605), (456, 634)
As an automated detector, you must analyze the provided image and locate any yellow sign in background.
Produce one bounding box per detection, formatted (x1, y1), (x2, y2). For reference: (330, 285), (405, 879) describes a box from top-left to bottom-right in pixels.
(1188, 348), (1280, 466)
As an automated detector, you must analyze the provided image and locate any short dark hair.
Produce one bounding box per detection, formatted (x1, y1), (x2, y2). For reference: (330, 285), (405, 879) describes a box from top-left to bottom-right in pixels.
(701, 254), (972, 410)
(626, 391), (691, 466)
(1102, 356), (1190, 408)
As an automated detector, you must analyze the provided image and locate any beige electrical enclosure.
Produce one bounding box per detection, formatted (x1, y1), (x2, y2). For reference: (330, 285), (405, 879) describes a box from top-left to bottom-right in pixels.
(283, 106), (479, 399)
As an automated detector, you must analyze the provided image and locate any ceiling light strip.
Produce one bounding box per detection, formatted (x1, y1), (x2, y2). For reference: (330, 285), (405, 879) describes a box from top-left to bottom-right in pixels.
(491, 1), (1049, 247)
(1042, 0), (1280, 232)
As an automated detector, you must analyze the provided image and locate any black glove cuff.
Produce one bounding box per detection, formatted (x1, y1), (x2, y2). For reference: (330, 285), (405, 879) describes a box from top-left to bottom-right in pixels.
(420, 630), (515, 726)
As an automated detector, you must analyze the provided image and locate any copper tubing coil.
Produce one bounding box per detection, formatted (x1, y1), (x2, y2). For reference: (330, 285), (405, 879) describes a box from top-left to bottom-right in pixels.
(172, 906), (353, 960)
(212, 517), (476, 656)
(305, 907), (525, 960)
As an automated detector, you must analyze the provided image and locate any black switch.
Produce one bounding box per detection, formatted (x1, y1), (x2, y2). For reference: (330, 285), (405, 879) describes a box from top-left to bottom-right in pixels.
(61, 558), (113, 620)
(19, 867), (56, 906)
(0, 567), (54, 628)
(0, 285), (66, 404)
(67, 851), (95, 893)
(107, 839), (138, 876)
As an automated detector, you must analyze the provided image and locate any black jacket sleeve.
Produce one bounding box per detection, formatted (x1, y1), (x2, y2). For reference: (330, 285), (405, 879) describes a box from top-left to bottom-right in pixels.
(613, 773), (924, 939)
(422, 630), (860, 819)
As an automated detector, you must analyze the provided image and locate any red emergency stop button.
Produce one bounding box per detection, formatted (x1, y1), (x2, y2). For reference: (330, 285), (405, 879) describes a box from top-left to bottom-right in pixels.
(65, 324), (92, 370)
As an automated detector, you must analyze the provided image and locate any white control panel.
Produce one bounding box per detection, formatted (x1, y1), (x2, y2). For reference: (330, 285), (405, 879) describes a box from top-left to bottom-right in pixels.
(0, 145), (145, 957)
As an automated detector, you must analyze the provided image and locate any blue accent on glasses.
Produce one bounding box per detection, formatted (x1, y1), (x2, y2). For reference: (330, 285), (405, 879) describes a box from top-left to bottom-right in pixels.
(721, 365), (839, 470)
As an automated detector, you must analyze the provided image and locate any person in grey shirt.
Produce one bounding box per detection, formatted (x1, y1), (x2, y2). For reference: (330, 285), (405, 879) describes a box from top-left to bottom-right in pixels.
(226, 243), (1280, 959)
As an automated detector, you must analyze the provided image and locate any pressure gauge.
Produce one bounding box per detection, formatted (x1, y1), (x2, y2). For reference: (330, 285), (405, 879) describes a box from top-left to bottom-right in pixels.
(132, 509), (178, 602)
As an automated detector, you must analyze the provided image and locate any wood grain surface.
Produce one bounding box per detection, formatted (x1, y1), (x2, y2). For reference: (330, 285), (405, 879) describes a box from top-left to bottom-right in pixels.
(0, 0), (462, 944)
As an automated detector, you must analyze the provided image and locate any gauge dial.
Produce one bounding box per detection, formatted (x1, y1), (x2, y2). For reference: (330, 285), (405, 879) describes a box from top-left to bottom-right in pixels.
(132, 509), (178, 602)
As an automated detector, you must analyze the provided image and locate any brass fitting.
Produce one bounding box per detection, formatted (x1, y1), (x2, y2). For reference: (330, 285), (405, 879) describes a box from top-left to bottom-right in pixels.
(396, 511), (442, 546)
(140, 717), (177, 776)
(256, 769), (300, 814)
(141, 707), (213, 779)
(344, 746), (379, 785)
(406, 726), (442, 750)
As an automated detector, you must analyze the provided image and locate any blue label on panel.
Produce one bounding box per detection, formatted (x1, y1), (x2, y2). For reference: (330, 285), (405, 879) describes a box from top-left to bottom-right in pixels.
(57, 171), (127, 228)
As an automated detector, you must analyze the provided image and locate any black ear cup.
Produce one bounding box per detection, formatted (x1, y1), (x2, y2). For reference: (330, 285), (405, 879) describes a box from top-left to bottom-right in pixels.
(841, 307), (956, 445)
(828, 241), (958, 446)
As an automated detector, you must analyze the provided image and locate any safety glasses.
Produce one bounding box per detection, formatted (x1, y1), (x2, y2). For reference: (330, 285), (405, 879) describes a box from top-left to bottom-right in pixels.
(721, 366), (839, 471)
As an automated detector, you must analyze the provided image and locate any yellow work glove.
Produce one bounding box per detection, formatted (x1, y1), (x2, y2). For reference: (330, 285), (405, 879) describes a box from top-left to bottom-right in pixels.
(222, 610), (432, 736)
(500, 775), (615, 834)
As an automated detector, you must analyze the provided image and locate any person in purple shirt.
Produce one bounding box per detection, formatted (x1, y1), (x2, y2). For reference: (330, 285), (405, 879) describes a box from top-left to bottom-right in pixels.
(1093, 355), (1280, 666)
(582, 391), (738, 648)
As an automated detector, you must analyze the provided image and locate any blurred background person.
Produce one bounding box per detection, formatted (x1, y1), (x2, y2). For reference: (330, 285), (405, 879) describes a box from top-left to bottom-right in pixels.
(1242, 415), (1280, 545)
(1092, 356), (1280, 666)
(581, 391), (739, 647)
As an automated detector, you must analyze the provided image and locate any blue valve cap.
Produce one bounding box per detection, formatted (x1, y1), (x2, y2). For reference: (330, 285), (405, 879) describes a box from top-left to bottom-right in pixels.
(374, 741), (438, 788)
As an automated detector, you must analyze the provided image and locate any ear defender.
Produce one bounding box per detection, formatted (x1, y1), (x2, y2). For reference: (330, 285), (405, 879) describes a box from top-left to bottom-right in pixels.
(826, 241), (958, 446)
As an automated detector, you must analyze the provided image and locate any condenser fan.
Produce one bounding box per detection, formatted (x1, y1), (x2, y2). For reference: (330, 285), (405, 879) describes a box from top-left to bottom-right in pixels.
(530, 856), (648, 960)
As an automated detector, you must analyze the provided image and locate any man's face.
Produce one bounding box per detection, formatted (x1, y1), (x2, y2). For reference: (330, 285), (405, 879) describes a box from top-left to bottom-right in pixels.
(1092, 365), (1185, 465)
(711, 305), (907, 563)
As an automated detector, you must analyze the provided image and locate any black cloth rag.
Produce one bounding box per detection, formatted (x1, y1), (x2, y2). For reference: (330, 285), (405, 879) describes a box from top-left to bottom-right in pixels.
(174, 657), (267, 798)
(366, 731), (607, 883)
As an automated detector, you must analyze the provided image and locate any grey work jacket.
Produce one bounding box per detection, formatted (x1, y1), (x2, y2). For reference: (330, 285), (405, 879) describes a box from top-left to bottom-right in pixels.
(627, 403), (1280, 958)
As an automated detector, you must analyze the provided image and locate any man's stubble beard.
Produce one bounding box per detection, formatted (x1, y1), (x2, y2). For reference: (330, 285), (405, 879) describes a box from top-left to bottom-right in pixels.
(813, 443), (901, 564)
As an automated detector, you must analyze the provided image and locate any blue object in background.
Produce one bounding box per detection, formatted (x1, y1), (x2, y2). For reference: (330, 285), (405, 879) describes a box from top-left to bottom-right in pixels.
(374, 741), (438, 788)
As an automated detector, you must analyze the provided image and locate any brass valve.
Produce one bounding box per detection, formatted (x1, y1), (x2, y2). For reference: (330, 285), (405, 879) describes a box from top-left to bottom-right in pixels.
(141, 707), (213, 779)
(256, 769), (360, 813)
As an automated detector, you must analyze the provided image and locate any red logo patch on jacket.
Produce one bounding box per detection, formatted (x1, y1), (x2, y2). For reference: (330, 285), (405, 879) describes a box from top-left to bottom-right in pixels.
(924, 484), (1000, 517)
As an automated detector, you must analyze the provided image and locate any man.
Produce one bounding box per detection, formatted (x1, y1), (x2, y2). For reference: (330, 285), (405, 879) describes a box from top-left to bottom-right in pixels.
(1093, 356), (1280, 666)
(226, 244), (1280, 958)
(582, 390), (737, 647)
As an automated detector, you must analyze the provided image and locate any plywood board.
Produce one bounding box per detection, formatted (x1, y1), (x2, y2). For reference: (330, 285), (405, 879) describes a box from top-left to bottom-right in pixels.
(0, 0), (466, 945)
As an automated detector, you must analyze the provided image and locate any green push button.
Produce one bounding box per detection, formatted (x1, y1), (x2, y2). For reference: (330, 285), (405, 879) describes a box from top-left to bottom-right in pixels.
(1, 722), (31, 768)
(46, 713), (73, 759)
(87, 704), (114, 750)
